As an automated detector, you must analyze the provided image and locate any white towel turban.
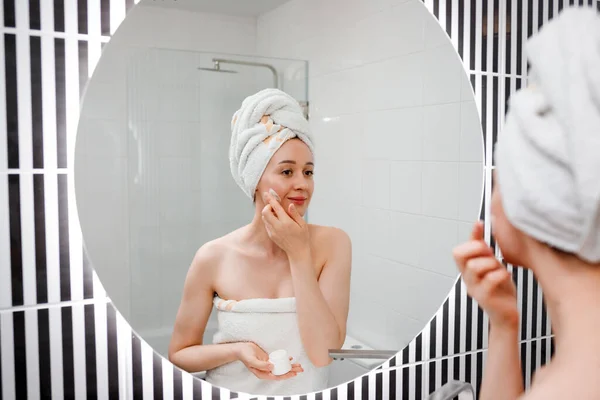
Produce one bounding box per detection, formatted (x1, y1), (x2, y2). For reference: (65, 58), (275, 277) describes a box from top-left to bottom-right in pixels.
(229, 88), (315, 201)
(495, 7), (600, 263)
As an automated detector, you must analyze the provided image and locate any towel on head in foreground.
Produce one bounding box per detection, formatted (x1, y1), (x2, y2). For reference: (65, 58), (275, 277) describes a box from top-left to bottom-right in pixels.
(495, 7), (600, 263)
(229, 88), (314, 200)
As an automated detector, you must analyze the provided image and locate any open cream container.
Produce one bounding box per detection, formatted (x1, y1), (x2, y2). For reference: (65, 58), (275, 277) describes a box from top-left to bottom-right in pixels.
(268, 349), (292, 376)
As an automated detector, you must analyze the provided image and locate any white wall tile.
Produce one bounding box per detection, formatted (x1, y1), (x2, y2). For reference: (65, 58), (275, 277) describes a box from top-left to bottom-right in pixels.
(78, 156), (131, 318)
(418, 217), (459, 277)
(400, 267), (454, 322)
(361, 208), (391, 258)
(385, 311), (427, 351)
(159, 189), (202, 227)
(362, 159), (391, 209)
(316, 28), (365, 75)
(458, 221), (475, 242)
(129, 227), (162, 331)
(77, 117), (127, 158)
(390, 161), (422, 214)
(351, 1), (425, 66)
(458, 162), (484, 223)
(421, 44), (463, 105)
(157, 122), (195, 158)
(460, 101), (484, 162)
(461, 72), (475, 101)
(421, 162), (459, 219)
(367, 256), (401, 305)
(309, 68), (364, 117)
(127, 135), (161, 227)
(368, 256), (454, 323)
(363, 108), (423, 161)
(89, 43), (146, 85)
(422, 103), (461, 162)
(424, 8), (450, 49)
(407, 282), (451, 323)
(361, 54), (423, 112)
(158, 158), (192, 193)
(312, 114), (364, 205)
(259, 0), (327, 46)
(80, 81), (127, 121)
(346, 294), (390, 349)
(155, 85), (200, 123)
(343, 205), (364, 253)
(160, 226), (197, 327)
(114, 7), (256, 54)
(388, 212), (421, 267)
(348, 253), (375, 298)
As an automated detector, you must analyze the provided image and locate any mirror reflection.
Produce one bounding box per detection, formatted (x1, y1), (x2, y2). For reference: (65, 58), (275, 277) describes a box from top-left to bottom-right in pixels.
(74, 0), (484, 395)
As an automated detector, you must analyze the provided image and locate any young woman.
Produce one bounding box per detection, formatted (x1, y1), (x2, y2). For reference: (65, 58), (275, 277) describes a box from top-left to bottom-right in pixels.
(453, 8), (600, 400)
(167, 88), (352, 396)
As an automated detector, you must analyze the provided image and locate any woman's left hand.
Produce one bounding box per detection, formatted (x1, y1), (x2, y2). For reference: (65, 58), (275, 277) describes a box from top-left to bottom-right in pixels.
(261, 191), (310, 259)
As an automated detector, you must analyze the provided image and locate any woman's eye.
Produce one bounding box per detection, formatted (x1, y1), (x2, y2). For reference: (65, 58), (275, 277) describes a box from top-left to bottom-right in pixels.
(282, 170), (292, 175)
(305, 170), (314, 176)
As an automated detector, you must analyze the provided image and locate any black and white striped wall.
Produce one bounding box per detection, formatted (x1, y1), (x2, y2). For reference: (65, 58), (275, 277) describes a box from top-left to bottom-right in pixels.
(1, 1), (598, 399)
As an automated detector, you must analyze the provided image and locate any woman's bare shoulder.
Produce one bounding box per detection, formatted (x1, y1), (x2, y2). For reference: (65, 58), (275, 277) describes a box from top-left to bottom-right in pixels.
(309, 224), (352, 249)
(308, 224), (350, 243)
(520, 364), (599, 400)
(189, 230), (241, 276)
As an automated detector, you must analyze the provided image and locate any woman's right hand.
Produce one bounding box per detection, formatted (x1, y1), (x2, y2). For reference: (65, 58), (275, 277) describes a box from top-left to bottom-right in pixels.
(236, 342), (304, 380)
(452, 221), (520, 329)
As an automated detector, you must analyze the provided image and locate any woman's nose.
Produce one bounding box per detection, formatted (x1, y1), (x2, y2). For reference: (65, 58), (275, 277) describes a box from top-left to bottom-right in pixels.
(293, 175), (309, 190)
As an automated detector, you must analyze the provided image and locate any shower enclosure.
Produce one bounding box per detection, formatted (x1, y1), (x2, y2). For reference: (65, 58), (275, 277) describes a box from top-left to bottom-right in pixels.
(124, 48), (309, 355)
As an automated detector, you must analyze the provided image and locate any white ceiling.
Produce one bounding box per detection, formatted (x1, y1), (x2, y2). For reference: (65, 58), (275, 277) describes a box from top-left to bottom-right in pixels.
(139, 0), (293, 17)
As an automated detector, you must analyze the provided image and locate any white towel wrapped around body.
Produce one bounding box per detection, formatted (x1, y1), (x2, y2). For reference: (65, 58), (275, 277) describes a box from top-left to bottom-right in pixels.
(495, 7), (600, 263)
(204, 296), (330, 396)
(229, 88), (315, 200)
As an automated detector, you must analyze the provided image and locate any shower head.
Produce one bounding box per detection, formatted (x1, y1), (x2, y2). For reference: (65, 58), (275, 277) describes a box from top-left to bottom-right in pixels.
(197, 60), (238, 74)
(197, 67), (237, 73)
(197, 58), (279, 88)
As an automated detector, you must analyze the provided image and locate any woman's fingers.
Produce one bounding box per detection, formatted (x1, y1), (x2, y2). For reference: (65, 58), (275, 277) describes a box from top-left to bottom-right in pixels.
(291, 363), (304, 373)
(462, 256), (502, 286)
(263, 191), (287, 219)
(453, 240), (494, 273)
(478, 268), (514, 297)
(247, 358), (273, 372)
(261, 204), (278, 225)
(248, 367), (273, 379)
(470, 220), (485, 241)
(262, 216), (274, 235)
(274, 370), (298, 380)
(287, 203), (304, 226)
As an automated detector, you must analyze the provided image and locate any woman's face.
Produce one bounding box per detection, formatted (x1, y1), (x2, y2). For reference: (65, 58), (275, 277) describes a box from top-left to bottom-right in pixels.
(491, 171), (530, 267)
(256, 138), (314, 217)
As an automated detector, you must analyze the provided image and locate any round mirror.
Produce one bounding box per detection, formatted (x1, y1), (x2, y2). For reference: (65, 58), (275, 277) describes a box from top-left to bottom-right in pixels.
(74, 0), (484, 395)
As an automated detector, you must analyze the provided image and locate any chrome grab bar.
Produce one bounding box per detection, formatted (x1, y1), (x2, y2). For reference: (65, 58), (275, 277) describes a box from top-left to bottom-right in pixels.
(328, 349), (399, 360)
(427, 380), (475, 400)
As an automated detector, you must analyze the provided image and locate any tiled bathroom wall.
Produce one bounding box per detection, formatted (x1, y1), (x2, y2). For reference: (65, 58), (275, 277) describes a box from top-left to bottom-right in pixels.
(254, 0), (486, 354)
(1, 1), (599, 400)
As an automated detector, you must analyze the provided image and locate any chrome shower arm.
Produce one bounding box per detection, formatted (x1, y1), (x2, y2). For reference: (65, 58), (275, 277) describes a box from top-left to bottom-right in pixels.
(212, 58), (279, 88)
